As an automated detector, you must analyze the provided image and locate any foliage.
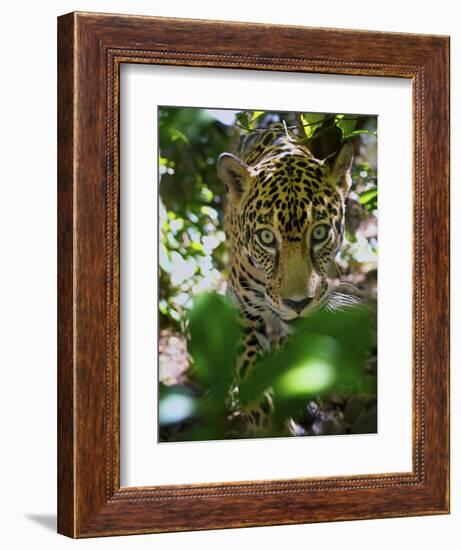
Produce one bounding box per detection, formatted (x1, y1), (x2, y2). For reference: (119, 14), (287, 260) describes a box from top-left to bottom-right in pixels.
(159, 108), (377, 329)
(160, 294), (239, 441)
(158, 107), (378, 441)
(159, 108), (235, 329)
(159, 294), (376, 441)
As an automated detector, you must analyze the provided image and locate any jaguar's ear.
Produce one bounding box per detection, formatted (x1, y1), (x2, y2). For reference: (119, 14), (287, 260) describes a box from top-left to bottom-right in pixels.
(327, 141), (353, 195)
(217, 153), (251, 200)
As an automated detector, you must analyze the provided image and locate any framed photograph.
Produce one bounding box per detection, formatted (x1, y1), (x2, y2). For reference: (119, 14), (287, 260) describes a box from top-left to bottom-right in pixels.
(58, 12), (450, 537)
(156, 105), (379, 445)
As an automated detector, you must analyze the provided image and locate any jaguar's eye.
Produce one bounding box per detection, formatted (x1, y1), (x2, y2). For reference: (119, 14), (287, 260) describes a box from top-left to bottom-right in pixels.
(258, 229), (276, 247)
(312, 224), (330, 243)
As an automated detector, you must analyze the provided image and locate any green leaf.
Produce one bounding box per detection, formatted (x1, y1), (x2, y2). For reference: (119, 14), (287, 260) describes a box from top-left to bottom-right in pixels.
(236, 111), (251, 128)
(239, 307), (375, 412)
(170, 129), (189, 144)
(249, 111), (265, 128)
(301, 113), (325, 138)
(348, 129), (377, 137)
(188, 293), (241, 399)
(337, 117), (357, 137)
(358, 189), (378, 206)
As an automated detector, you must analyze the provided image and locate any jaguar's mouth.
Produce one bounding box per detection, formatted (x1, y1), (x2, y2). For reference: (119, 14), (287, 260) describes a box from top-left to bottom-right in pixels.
(265, 293), (327, 322)
(264, 298), (308, 322)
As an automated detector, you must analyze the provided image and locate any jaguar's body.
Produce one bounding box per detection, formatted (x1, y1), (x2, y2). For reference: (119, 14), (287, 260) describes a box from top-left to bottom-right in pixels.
(217, 123), (353, 433)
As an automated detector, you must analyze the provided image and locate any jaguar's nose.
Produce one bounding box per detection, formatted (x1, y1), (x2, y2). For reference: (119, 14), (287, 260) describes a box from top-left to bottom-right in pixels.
(283, 296), (313, 314)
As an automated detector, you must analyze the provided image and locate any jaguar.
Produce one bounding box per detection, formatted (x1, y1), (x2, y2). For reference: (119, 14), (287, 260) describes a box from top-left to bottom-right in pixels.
(217, 122), (353, 435)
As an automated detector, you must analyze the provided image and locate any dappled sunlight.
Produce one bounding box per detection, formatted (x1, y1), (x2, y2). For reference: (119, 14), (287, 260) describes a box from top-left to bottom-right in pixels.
(275, 359), (336, 397)
(159, 393), (196, 426)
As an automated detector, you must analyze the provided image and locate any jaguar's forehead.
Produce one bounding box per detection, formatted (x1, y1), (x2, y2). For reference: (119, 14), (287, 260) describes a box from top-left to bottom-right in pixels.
(242, 153), (343, 239)
(254, 154), (330, 196)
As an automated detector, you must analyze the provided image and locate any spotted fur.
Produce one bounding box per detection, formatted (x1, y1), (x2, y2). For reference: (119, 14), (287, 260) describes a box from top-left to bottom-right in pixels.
(217, 123), (353, 433)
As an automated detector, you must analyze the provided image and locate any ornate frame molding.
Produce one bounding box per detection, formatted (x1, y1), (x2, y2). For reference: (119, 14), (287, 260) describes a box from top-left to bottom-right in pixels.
(58, 12), (449, 537)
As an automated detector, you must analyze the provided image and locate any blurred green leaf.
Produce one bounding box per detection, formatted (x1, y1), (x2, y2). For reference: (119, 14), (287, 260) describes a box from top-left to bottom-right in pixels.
(239, 307), (375, 417)
(358, 189), (378, 205)
(170, 129), (189, 144)
(301, 113), (326, 138)
(236, 111), (251, 128)
(188, 293), (241, 399)
(337, 116), (357, 137)
(347, 129), (377, 137)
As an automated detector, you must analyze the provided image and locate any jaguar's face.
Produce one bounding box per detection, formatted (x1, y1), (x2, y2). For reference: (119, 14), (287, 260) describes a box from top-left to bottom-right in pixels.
(218, 144), (353, 321)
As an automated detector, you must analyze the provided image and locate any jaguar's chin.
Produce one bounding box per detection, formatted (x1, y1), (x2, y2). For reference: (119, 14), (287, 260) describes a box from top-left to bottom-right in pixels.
(264, 300), (308, 322)
(270, 298), (325, 322)
(278, 312), (299, 322)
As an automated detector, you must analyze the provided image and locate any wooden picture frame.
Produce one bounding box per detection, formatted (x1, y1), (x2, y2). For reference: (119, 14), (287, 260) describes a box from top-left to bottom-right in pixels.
(57, 12), (450, 538)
